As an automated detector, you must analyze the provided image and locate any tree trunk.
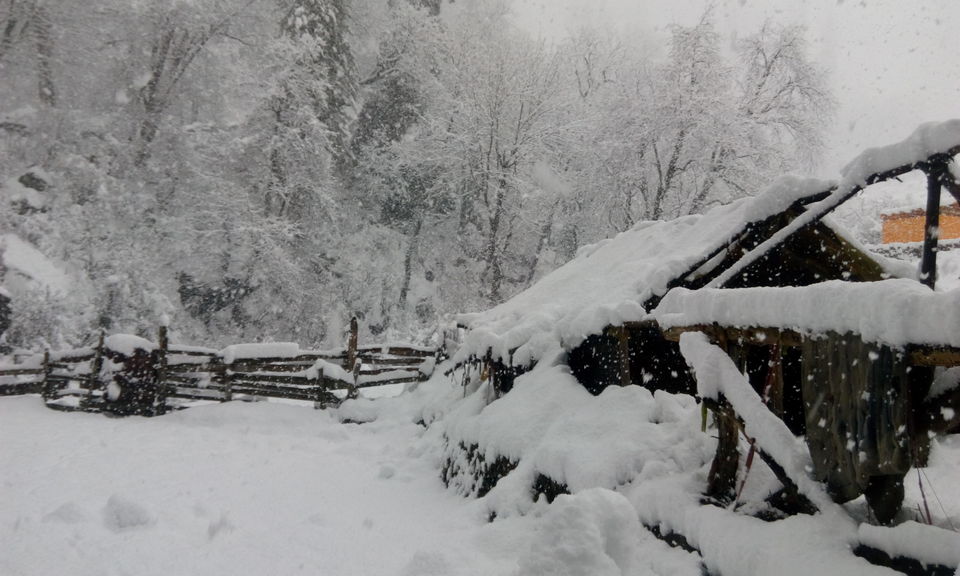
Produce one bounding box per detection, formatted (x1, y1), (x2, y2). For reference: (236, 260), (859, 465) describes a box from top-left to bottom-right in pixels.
(32, 4), (55, 107)
(398, 217), (423, 308)
(482, 178), (507, 302)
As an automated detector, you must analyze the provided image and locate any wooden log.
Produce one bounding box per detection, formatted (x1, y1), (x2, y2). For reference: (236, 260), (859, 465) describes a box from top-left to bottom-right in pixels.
(359, 366), (419, 376)
(165, 362), (224, 373)
(908, 345), (960, 367)
(229, 373), (316, 386)
(227, 384), (319, 402)
(356, 346), (436, 358)
(225, 361), (317, 373)
(355, 357), (426, 367)
(356, 376), (421, 388)
(662, 324), (805, 348)
(0, 382), (43, 395)
(166, 388), (224, 401)
(166, 348), (216, 357)
(54, 352), (96, 363)
(0, 367), (45, 376)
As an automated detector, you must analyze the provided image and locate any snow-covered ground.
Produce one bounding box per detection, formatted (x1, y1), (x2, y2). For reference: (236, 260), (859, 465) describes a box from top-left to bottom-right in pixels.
(0, 395), (531, 576)
(3, 363), (960, 576)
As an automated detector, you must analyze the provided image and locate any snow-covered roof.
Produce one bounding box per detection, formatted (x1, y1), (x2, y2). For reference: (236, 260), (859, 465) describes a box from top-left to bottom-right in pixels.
(454, 177), (868, 366)
(455, 119), (960, 366)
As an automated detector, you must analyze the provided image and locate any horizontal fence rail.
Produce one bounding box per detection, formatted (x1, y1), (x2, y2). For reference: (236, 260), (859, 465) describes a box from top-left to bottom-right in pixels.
(0, 317), (442, 416)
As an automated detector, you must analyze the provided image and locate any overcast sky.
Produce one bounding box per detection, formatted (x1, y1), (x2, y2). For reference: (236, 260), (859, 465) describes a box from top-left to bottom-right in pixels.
(512, 0), (960, 177)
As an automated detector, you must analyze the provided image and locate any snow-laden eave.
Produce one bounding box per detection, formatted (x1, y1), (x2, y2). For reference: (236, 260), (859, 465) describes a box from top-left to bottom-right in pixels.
(654, 279), (960, 350)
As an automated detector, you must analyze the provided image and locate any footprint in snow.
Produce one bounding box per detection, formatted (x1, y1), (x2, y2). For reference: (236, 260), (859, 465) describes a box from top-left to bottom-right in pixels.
(400, 551), (456, 576)
(102, 495), (154, 532)
(43, 502), (86, 524)
(378, 465), (396, 480)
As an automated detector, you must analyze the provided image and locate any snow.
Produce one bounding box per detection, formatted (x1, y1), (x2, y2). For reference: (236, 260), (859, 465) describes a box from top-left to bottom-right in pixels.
(1, 233), (73, 295)
(220, 342), (300, 364)
(305, 357), (352, 383)
(515, 488), (701, 576)
(840, 120), (960, 190)
(104, 333), (156, 355)
(858, 521), (960, 568)
(5, 354), (960, 575)
(656, 279), (960, 348)
(0, 395), (529, 576)
(1, 176), (45, 210)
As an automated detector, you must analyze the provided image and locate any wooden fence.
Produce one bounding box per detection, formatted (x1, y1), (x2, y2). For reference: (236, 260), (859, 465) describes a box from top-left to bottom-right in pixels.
(0, 318), (440, 414)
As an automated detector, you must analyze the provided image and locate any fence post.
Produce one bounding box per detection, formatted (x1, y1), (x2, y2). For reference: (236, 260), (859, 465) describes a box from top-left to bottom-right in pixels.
(82, 331), (105, 410)
(314, 366), (325, 410)
(346, 317), (360, 400)
(41, 349), (53, 401)
(155, 325), (169, 414)
(347, 317), (358, 373)
(220, 361), (232, 402)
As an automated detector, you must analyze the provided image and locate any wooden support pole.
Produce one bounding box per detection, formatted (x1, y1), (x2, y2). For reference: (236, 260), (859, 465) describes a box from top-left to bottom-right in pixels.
(920, 163), (945, 289)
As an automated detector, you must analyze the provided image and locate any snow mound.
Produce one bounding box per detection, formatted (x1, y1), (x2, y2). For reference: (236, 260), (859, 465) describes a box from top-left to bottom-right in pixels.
(516, 488), (700, 576)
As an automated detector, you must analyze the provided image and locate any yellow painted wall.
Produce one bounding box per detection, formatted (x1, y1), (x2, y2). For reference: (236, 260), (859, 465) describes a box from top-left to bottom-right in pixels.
(882, 211), (960, 243)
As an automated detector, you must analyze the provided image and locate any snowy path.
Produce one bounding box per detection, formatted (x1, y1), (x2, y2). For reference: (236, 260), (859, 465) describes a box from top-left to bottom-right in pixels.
(0, 397), (531, 576)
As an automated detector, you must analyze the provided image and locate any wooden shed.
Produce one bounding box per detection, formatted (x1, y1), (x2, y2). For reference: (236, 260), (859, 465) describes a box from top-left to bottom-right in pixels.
(451, 120), (960, 522)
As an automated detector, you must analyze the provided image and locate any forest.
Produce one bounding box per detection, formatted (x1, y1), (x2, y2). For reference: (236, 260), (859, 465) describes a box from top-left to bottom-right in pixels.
(0, 0), (832, 350)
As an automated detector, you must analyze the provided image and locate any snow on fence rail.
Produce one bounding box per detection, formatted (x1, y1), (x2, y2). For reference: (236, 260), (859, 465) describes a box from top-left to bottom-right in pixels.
(0, 317), (441, 415)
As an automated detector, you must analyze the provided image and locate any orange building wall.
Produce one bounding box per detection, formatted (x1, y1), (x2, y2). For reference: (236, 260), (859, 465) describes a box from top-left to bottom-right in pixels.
(881, 205), (960, 244)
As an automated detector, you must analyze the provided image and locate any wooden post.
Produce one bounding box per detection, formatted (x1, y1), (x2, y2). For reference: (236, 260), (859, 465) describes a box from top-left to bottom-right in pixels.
(347, 317), (359, 373)
(155, 325), (169, 414)
(41, 349), (53, 401)
(314, 366), (325, 410)
(219, 361), (232, 402)
(345, 317), (360, 400)
(83, 331), (105, 410)
(920, 162), (944, 289)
